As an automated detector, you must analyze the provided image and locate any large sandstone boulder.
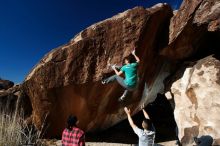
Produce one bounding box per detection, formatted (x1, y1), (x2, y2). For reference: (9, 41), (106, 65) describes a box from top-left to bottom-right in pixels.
(161, 0), (220, 60)
(23, 4), (173, 137)
(168, 56), (220, 145)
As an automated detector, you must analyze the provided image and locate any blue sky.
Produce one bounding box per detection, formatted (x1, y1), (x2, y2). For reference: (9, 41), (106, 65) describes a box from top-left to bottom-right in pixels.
(0, 0), (182, 84)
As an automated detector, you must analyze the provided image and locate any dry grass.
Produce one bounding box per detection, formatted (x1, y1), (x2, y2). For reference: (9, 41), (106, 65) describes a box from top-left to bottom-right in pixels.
(0, 110), (43, 146)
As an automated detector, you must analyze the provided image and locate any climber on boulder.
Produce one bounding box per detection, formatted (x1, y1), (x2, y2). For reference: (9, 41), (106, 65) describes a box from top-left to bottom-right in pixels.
(102, 48), (140, 101)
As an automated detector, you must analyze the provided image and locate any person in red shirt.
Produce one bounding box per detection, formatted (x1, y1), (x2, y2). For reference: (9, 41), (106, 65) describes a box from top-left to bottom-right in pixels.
(62, 115), (85, 146)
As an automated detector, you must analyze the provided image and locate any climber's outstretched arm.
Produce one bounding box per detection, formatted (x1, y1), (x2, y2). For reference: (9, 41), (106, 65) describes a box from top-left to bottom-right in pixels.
(141, 104), (150, 120)
(113, 66), (123, 76)
(131, 49), (140, 63)
(124, 107), (137, 130)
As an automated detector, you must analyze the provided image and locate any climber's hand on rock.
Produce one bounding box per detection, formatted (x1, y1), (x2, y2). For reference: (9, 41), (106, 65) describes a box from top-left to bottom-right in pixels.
(111, 64), (116, 70)
(140, 104), (145, 110)
(124, 107), (131, 115)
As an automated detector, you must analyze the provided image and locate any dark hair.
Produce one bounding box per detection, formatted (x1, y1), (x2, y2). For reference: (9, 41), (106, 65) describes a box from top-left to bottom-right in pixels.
(143, 119), (152, 130)
(123, 54), (135, 64)
(67, 115), (78, 130)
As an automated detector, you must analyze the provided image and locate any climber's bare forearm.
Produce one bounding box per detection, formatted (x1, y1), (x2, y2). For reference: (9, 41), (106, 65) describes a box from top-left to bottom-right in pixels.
(142, 109), (150, 119)
(132, 54), (140, 63)
(114, 68), (123, 76)
(124, 107), (137, 130)
(127, 113), (137, 130)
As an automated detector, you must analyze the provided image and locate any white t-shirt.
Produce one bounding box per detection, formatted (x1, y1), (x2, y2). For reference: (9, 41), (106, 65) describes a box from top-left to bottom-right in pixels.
(133, 127), (155, 146)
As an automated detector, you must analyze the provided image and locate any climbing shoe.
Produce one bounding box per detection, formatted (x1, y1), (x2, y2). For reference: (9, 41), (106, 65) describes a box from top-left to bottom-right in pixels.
(101, 80), (107, 84)
(118, 95), (126, 102)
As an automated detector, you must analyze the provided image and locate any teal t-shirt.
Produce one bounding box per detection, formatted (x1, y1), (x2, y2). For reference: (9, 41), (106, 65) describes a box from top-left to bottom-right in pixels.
(120, 62), (138, 87)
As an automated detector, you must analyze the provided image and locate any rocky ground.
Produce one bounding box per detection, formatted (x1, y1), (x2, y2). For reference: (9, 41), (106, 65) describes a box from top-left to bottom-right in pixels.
(41, 140), (177, 146)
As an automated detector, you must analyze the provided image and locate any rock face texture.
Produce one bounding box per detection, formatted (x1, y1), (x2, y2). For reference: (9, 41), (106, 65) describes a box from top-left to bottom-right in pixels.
(19, 0), (220, 143)
(0, 78), (14, 90)
(22, 4), (173, 137)
(162, 0), (220, 145)
(169, 56), (220, 145)
(0, 79), (16, 112)
(0, 81), (31, 116)
(161, 0), (220, 60)
(0, 86), (18, 113)
(0, 81), (22, 113)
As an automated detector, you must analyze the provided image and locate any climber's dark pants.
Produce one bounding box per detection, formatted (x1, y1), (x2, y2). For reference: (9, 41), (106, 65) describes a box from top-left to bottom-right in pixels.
(103, 75), (134, 97)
